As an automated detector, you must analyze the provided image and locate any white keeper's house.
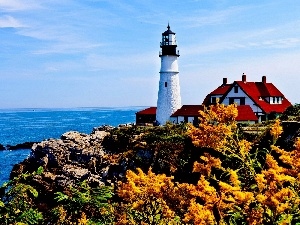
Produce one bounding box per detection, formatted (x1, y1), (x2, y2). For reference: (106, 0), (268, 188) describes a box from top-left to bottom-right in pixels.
(136, 24), (292, 125)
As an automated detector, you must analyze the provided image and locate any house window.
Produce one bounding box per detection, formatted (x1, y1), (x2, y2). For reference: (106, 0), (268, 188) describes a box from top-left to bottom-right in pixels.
(273, 97), (275, 104)
(211, 97), (216, 104)
(165, 82), (167, 87)
(240, 97), (245, 105)
(234, 86), (238, 93)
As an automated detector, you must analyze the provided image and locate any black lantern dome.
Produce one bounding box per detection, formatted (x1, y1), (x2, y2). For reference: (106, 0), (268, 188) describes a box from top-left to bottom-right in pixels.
(160, 23), (179, 57)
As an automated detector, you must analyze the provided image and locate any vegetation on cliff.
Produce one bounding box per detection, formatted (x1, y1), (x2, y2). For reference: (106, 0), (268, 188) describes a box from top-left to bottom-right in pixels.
(1, 103), (300, 224)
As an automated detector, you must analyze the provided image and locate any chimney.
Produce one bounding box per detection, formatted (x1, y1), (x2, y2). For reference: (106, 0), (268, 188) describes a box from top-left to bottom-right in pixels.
(242, 73), (246, 82)
(223, 78), (227, 85)
(262, 75), (266, 83)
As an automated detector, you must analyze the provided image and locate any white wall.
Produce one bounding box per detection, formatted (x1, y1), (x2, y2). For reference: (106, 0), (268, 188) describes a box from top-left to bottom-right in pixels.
(160, 55), (179, 72)
(156, 55), (181, 125)
(222, 85), (263, 114)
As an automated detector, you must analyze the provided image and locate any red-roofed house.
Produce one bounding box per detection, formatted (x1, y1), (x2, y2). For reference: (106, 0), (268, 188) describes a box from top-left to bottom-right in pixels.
(170, 105), (204, 125)
(203, 74), (292, 122)
(136, 107), (157, 125)
(169, 104), (258, 125)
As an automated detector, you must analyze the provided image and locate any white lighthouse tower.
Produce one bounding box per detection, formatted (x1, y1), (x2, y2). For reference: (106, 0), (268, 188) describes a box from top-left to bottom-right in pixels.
(156, 24), (181, 125)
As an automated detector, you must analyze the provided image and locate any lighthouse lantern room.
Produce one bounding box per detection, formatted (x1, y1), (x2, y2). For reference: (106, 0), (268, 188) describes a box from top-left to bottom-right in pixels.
(156, 24), (182, 125)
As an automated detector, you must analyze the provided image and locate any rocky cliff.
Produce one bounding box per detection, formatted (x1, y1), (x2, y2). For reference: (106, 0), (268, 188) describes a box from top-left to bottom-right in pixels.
(10, 125), (141, 195)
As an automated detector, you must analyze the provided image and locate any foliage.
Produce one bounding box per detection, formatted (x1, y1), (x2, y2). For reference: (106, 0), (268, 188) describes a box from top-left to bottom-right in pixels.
(51, 181), (114, 224)
(141, 122), (191, 175)
(0, 166), (115, 225)
(116, 168), (191, 224)
(280, 103), (300, 121)
(187, 103), (238, 151)
(102, 125), (148, 153)
(0, 167), (44, 225)
(117, 104), (300, 224)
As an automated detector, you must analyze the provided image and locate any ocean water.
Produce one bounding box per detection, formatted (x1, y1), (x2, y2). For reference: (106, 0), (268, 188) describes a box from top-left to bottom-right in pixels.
(0, 107), (145, 185)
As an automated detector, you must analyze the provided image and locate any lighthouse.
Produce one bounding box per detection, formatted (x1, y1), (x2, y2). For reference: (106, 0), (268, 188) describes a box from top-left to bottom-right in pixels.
(156, 24), (181, 125)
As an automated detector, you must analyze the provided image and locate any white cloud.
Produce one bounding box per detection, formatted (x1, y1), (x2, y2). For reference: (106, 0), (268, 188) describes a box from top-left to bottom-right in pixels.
(0, 0), (41, 11)
(0, 15), (25, 28)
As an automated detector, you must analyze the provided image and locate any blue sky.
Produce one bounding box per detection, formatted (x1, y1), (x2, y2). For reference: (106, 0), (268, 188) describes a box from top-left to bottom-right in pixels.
(1, 0), (300, 108)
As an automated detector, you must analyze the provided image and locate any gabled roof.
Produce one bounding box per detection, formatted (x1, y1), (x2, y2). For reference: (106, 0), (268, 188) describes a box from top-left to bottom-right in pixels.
(136, 107), (156, 115)
(203, 76), (292, 114)
(171, 105), (204, 117)
(202, 84), (231, 105)
(233, 81), (292, 113)
(236, 105), (258, 121)
(211, 84), (231, 95)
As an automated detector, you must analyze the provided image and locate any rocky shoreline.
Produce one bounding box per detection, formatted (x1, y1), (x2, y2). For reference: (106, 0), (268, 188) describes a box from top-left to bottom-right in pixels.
(0, 142), (36, 151)
(9, 125), (141, 192)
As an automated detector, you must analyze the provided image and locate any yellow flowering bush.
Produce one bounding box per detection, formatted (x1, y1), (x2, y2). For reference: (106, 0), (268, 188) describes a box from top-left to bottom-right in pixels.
(187, 103), (238, 152)
(117, 104), (300, 224)
(117, 168), (192, 224)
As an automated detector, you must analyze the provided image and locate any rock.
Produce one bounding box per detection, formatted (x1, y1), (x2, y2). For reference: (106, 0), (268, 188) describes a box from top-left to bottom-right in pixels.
(92, 125), (114, 133)
(0, 144), (5, 150)
(7, 141), (36, 150)
(62, 164), (90, 181)
(9, 126), (142, 196)
(43, 172), (56, 181)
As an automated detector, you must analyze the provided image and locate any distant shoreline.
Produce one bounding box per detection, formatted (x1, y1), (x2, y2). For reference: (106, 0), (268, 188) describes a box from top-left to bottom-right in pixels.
(0, 142), (36, 151)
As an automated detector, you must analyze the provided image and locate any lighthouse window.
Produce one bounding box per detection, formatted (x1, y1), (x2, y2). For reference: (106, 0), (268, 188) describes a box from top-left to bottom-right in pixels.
(165, 82), (167, 87)
(163, 36), (169, 45)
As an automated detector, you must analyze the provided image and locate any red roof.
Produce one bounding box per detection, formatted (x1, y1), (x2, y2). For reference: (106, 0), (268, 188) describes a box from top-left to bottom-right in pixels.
(211, 84), (231, 95)
(171, 105), (257, 122)
(236, 105), (258, 121)
(235, 81), (292, 113)
(202, 84), (231, 105)
(136, 107), (156, 115)
(203, 77), (292, 114)
(171, 105), (204, 116)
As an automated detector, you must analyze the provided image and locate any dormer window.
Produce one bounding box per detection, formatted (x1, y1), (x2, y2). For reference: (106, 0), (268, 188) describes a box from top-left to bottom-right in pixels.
(269, 97), (282, 104)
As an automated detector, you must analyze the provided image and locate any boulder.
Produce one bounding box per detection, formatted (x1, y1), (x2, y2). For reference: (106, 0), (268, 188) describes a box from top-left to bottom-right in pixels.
(0, 144), (5, 150)
(7, 142), (35, 150)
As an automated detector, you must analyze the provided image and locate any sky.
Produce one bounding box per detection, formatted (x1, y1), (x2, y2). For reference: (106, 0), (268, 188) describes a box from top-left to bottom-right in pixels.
(1, 0), (300, 108)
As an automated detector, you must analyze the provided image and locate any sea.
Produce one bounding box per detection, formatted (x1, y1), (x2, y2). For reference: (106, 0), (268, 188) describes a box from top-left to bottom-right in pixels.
(0, 107), (145, 185)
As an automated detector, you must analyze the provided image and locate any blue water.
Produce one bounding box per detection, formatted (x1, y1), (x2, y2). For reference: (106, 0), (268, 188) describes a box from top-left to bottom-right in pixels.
(0, 107), (145, 185)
